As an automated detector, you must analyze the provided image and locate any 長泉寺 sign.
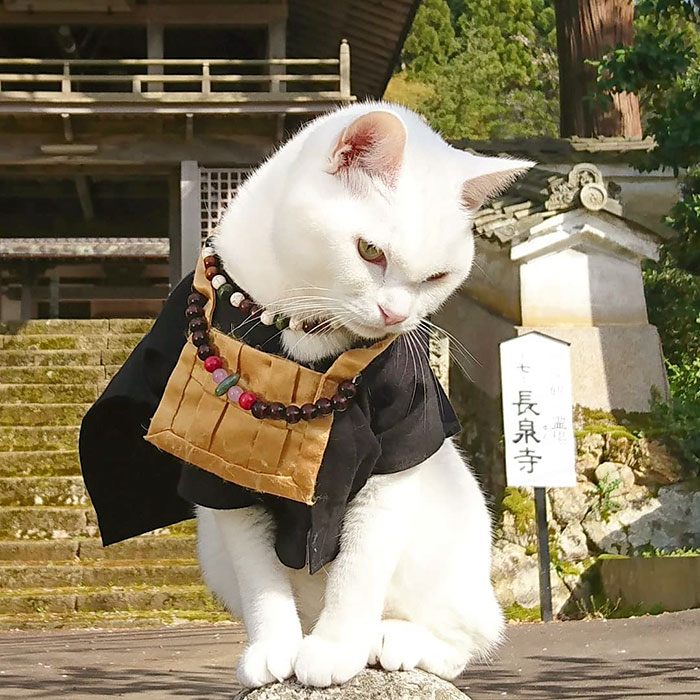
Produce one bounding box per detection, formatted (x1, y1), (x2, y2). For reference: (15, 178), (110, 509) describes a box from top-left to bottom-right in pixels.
(500, 332), (576, 488)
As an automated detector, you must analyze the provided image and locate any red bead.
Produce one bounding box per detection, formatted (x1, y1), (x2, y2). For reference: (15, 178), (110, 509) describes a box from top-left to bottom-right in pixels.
(238, 392), (256, 410)
(285, 405), (302, 424)
(268, 402), (286, 420)
(188, 317), (207, 333)
(203, 256), (218, 267)
(239, 299), (253, 314)
(185, 304), (204, 320)
(300, 403), (318, 421)
(315, 398), (333, 416)
(338, 380), (357, 399)
(251, 401), (269, 419)
(204, 356), (222, 373)
(331, 394), (348, 412)
(205, 266), (220, 280)
(197, 344), (214, 360)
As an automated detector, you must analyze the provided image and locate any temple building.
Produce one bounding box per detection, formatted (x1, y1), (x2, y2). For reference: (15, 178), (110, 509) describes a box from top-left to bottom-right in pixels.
(0, 0), (419, 321)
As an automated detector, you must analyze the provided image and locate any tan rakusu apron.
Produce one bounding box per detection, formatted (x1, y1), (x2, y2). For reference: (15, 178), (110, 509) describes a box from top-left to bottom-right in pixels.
(145, 258), (394, 505)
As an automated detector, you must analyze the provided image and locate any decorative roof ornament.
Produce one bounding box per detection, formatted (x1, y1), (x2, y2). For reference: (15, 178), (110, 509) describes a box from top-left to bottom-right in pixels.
(545, 163), (619, 212)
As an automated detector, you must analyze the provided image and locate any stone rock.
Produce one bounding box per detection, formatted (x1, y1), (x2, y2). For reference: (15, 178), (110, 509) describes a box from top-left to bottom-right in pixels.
(499, 510), (538, 550)
(576, 433), (605, 479)
(581, 511), (631, 555)
(636, 439), (684, 485)
(234, 670), (468, 700)
(557, 521), (589, 561)
(594, 462), (636, 494)
(602, 434), (640, 468)
(549, 483), (597, 525)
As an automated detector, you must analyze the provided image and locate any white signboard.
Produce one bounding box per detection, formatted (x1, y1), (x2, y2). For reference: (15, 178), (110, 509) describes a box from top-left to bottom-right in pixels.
(500, 332), (576, 488)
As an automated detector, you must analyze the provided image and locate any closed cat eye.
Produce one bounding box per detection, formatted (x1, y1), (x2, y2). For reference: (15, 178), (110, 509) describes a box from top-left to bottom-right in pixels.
(427, 272), (448, 282)
(357, 238), (385, 263)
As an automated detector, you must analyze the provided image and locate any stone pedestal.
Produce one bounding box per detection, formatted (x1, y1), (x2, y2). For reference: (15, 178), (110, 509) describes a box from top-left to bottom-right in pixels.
(235, 670), (468, 700)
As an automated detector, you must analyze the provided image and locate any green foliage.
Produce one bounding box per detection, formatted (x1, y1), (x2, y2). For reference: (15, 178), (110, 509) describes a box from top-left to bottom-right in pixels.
(594, 476), (622, 522)
(504, 602), (541, 622)
(389, 0), (559, 139)
(500, 486), (535, 533)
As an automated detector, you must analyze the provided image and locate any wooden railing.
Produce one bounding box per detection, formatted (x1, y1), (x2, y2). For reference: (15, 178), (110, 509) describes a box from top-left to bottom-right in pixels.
(0, 40), (352, 114)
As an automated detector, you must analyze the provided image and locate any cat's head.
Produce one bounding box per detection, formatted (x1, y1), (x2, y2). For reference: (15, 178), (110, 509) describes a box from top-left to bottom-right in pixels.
(216, 103), (533, 362)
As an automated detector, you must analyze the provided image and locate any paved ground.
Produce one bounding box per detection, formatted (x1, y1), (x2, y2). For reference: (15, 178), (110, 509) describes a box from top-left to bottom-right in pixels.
(0, 610), (698, 699)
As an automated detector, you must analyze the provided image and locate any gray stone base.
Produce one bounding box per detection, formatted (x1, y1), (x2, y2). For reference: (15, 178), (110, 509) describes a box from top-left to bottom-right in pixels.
(235, 670), (467, 700)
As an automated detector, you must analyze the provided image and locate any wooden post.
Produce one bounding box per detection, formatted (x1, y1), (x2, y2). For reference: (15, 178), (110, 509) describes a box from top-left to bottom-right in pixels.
(20, 282), (32, 321)
(202, 62), (211, 95)
(180, 160), (201, 281)
(339, 39), (351, 99)
(268, 18), (286, 93)
(61, 62), (71, 95)
(168, 172), (182, 289)
(49, 269), (60, 319)
(147, 22), (164, 93)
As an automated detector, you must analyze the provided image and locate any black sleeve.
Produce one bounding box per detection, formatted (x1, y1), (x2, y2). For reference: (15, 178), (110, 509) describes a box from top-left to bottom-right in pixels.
(79, 274), (196, 546)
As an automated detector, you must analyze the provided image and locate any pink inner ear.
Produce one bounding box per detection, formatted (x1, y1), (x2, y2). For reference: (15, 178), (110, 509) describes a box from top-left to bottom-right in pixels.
(328, 111), (406, 186)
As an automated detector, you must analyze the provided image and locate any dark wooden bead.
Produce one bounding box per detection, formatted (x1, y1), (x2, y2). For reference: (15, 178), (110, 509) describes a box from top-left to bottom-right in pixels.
(302, 319), (317, 333)
(300, 403), (318, 421)
(203, 255), (218, 268)
(239, 299), (253, 314)
(204, 266), (220, 280)
(352, 373), (363, 386)
(188, 317), (207, 333)
(268, 402), (286, 420)
(191, 330), (208, 347)
(315, 397), (333, 416)
(249, 304), (263, 318)
(187, 292), (207, 307)
(197, 344), (214, 360)
(338, 380), (357, 399)
(331, 394), (348, 412)
(185, 304), (204, 320)
(251, 401), (269, 420)
(285, 405), (302, 424)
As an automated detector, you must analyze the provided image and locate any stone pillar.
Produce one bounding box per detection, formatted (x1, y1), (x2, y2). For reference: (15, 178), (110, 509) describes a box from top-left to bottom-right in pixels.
(147, 22), (164, 93)
(179, 160), (201, 283)
(267, 18), (287, 94)
(511, 208), (668, 412)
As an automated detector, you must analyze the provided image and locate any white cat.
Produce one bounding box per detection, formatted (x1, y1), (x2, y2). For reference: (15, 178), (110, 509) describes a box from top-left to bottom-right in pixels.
(196, 102), (532, 688)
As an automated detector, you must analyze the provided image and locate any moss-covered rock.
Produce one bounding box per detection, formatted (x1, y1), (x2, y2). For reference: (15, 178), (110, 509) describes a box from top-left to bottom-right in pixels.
(0, 403), (90, 427)
(108, 319), (153, 334)
(0, 335), (110, 351)
(78, 535), (197, 561)
(0, 366), (105, 385)
(0, 506), (94, 540)
(100, 349), (131, 365)
(106, 334), (146, 350)
(0, 539), (79, 562)
(0, 350), (102, 367)
(0, 476), (87, 507)
(0, 320), (110, 336)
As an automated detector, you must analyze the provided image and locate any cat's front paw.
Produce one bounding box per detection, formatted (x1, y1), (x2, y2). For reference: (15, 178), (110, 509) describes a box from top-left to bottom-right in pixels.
(293, 634), (370, 687)
(237, 635), (302, 688)
(370, 619), (429, 672)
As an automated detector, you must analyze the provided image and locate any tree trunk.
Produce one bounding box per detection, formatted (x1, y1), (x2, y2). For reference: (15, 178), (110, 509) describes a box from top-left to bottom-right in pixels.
(554, 0), (642, 138)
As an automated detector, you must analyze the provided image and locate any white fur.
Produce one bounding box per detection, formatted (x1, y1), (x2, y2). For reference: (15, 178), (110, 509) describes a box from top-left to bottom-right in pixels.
(197, 101), (531, 687)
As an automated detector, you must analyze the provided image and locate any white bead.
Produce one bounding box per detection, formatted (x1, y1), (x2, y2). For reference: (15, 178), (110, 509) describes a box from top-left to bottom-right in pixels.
(260, 310), (275, 326)
(230, 292), (245, 308)
(201, 246), (216, 259)
(289, 316), (302, 331)
(211, 275), (227, 290)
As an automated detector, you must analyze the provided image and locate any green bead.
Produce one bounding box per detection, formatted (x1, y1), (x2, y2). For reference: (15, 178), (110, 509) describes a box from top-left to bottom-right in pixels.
(217, 283), (234, 300)
(274, 314), (290, 330)
(214, 373), (240, 396)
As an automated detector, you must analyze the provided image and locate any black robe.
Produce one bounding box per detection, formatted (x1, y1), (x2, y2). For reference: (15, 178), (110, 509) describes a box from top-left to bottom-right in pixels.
(79, 273), (459, 574)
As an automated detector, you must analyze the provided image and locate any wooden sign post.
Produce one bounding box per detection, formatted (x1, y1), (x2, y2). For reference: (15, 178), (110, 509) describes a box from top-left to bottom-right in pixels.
(500, 332), (576, 622)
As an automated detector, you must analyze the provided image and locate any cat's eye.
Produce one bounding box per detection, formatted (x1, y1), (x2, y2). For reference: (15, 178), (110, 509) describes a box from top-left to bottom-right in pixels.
(357, 238), (385, 263)
(426, 272), (448, 282)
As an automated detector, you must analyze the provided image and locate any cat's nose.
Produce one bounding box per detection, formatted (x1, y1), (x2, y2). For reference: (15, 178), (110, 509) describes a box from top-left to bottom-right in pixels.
(378, 305), (408, 326)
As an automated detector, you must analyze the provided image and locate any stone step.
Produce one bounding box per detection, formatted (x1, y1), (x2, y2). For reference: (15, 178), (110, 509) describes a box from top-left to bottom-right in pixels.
(0, 609), (233, 630)
(0, 319), (154, 336)
(0, 583), (217, 615)
(0, 476), (88, 507)
(0, 350), (102, 367)
(0, 334), (143, 351)
(0, 536), (197, 562)
(0, 383), (99, 404)
(1, 561), (201, 590)
(101, 348), (131, 365)
(0, 404), (90, 426)
(0, 507), (196, 540)
(0, 450), (81, 476)
(0, 506), (97, 540)
(0, 366), (106, 385)
(0, 425), (79, 451)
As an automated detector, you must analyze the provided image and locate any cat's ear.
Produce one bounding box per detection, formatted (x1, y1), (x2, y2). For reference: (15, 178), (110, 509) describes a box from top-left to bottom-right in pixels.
(460, 153), (535, 211)
(327, 110), (407, 188)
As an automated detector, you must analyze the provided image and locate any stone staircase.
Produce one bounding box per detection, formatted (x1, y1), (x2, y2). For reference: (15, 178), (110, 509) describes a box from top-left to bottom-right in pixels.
(0, 319), (227, 630)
